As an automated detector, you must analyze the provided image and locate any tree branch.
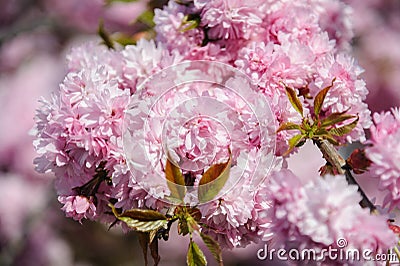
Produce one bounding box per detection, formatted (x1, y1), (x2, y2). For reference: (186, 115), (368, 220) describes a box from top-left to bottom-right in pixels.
(315, 139), (376, 212)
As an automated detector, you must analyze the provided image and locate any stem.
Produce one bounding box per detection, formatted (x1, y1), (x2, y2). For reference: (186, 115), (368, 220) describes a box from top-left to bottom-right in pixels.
(315, 139), (376, 212)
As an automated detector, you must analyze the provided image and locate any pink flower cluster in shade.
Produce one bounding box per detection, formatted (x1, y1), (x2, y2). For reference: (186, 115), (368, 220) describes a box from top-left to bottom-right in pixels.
(259, 169), (396, 263)
(365, 108), (400, 210)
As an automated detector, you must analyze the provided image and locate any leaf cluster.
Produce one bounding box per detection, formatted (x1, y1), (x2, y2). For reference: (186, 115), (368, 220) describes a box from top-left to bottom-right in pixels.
(279, 79), (359, 155)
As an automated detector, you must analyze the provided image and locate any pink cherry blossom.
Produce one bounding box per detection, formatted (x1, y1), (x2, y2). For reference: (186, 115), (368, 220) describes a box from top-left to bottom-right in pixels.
(365, 108), (400, 209)
(259, 169), (396, 263)
(59, 195), (97, 222)
(194, 0), (266, 40)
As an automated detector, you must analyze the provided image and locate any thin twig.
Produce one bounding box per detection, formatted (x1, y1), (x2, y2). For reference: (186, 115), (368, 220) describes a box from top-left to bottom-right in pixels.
(315, 139), (376, 212)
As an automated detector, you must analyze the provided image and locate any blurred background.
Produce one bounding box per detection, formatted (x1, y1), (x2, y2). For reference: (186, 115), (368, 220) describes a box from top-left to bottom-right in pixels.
(0, 0), (399, 265)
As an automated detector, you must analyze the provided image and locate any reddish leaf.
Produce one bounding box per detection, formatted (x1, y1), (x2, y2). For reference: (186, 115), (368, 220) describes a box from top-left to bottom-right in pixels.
(328, 116), (359, 136)
(321, 111), (356, 127)
(276, 122), (302, 133)
(165, 157), (186, 201)
(388, 220), (400, 235)
(319, 163), (340, 176)
(347, 148), (371, 174)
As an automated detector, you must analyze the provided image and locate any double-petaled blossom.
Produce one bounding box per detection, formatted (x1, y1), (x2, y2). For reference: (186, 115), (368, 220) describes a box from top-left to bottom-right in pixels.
(31, 0), (392, 256)
(258, 169), (396, 264)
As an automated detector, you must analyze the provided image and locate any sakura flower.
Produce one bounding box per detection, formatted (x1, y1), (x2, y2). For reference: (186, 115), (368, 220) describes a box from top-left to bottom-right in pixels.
(122, 39), (183, 90)
(365, 108), (400, 209)
(154, 1), (204, 55)
(59, 195), (97, 222)
(264, 0), (353, 50)
(310, 53), (372, 143)
(33, 42), (132, 222)
(198, 151), (276, 249)
(312, 0), (354, 50)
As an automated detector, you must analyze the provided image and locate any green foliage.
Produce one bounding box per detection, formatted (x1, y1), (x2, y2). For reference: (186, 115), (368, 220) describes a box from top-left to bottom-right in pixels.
(109, 204), (168, 232)
(137, 10), (156, 27)
(313, 78), (335, 117)
(284, 85), (303, 116)
(174, 206), (223, 265)
(200, 233), (223, 265)
(328, 117), (359, 136)
(277, 122), (302, 132)
(279, 79), (359, 155)
(187, 241), (207, 266)
(180, 14), (201, 32)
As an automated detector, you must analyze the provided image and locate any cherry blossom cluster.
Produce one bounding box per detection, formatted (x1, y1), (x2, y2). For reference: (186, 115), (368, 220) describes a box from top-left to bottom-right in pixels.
(32, 0), (399, 262)
(260, 169), (396, 263)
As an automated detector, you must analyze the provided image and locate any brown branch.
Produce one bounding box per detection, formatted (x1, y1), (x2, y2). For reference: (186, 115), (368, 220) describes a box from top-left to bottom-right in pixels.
(315, 139), (376, 212)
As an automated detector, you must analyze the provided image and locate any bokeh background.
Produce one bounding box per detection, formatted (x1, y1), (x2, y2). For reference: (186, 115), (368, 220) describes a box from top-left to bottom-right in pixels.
(0, 0), (399, 265)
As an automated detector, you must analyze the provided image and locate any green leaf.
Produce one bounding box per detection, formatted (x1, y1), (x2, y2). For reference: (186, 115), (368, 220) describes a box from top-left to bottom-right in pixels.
(289, 134), (305, 148)
(165, 157), (186, 201)
(284, 85), (303, 116)
(109, 204), (168, 232)
(97, 20), (114, 49)
(328, 116), (359, 136)
(276, 122), (302, 133)
(200, 233), (223, 265)
(198, 150), (232, 203)
(137, 10), (155, 28)
(283, 134), (305, 156)
(112, 33), (136, 46)
(180, 14), (201, 32)
(321, 111), (356, 127)
(314, 78), (336, 117)
(187, 241), (207, 266)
